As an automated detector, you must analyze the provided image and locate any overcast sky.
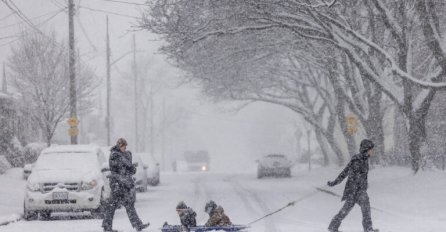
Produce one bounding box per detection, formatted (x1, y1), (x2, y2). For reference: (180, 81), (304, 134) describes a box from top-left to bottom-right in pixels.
(0, 0), (306, 172)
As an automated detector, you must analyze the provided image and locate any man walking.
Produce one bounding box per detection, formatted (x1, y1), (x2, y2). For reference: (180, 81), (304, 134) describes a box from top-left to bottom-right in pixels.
(327, 139), (379, 232)
(102, 138), (150, 232)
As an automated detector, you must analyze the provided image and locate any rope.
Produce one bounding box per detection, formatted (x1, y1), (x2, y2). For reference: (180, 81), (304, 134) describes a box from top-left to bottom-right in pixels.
(246, 188), (321, 225)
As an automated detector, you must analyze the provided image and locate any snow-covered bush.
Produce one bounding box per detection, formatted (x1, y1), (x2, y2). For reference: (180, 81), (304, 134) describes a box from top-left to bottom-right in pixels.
(23, 142), (47, 164)
(0, 155), (12, 174)
(4, 137), (25, 167)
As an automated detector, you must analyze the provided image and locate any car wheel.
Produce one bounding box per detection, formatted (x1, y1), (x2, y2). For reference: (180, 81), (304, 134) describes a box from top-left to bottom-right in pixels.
(39, 210), (51, 220)
(148, 176), (160, 186)
(23, 203), (37, 221)
(257, 170), (264, 179)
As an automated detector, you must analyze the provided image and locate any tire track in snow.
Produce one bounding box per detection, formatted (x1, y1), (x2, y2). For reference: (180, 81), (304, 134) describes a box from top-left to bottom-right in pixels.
(191, 176), (212, 223)
(226, 176), (262, 216)
(228, 177), (278, 232)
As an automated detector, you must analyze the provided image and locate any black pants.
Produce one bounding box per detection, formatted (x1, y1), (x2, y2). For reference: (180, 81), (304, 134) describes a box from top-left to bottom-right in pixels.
(102, 184), (142, 230)
(328, 191), (373, 231)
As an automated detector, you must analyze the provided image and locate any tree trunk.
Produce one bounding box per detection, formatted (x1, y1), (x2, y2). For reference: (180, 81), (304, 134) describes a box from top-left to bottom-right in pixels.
(324, 132), (345, 166)
(364, 86), (385, 164)
(408, 93), (435, 173)
(314, 127), (330, 166)
(328, 61), (357, 157)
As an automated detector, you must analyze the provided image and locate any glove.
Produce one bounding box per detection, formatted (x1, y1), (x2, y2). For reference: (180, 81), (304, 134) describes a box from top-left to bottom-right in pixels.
(327, 181), (336, 187)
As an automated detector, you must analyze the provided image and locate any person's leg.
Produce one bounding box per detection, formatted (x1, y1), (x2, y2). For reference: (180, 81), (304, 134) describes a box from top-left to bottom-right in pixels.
(102, 184), (121, 231)
(102, 197), (118, 230)
(124, 201), (143, 228)
(357, 192), (373, 231)
(328, 199), (355, 231)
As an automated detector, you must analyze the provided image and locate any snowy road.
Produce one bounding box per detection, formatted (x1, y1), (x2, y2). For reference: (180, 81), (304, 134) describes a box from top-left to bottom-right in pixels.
(1, 167), (446, 232)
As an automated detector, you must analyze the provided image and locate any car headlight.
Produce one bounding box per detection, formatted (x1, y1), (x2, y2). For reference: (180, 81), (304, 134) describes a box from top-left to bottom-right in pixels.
(27, 183), (40, 192)
(201, 165), (207, 171)
(81, 180), (97, 190)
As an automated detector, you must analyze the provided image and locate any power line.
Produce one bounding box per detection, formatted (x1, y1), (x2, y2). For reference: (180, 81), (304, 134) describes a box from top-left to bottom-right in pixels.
(0, 8), (66, 48)
(0, 8), (64, 29)
(0, 12), (14, 21)
(102, 0), (146, 6)
(75, 15), (97, 51)
(2, 0), (49, 35)
(78, 5), (140, 19)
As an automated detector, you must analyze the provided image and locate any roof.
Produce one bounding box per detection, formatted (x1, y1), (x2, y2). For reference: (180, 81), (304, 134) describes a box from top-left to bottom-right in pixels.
(41, 144), (100, 154)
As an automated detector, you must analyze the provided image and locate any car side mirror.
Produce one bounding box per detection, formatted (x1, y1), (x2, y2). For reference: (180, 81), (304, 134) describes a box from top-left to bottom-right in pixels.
(101, 163), (110, 172)
(143, 165), (148, 170)
(24, 164), (33, 171)
(156, 163), (160, 166)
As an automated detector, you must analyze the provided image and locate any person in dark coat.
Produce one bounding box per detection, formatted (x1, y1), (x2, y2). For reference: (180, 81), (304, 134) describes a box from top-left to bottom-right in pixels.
(176, 201), (197, 231)
(102, 138), (150, 232)
(327, 139), (379, 232)
(204, 200), (232, 227)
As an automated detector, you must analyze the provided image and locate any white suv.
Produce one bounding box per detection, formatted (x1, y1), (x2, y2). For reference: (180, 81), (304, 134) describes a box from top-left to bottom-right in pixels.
(23, 145), (111, 220)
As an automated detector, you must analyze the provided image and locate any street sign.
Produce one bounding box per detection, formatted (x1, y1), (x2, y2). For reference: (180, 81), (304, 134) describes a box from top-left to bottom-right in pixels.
(67, 117), (79, 127)
(346, 114), (358, 135)
(68, 127), (79, 137)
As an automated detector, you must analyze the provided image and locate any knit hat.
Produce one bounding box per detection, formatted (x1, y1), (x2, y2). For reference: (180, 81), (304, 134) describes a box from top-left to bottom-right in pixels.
(176, 201), (187, 210)
(204, 200), (217, 214)
(359, 139), (374, 153)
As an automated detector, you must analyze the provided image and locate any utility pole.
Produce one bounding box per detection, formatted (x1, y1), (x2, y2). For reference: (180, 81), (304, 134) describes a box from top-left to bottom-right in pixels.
(106, 16), (111, 146)
(68, 0), (78, 144)
(161, 98), (166, 171)
(307, 129), (311, 172)
(2, 63), (7, 93)
(133, 34), (138, 151)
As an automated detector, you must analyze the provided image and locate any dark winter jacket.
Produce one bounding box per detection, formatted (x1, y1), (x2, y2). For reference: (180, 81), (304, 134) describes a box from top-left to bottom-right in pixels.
(178, 207), (197, 229)
(109, 145), (137, 190)
(205, 206), (232, 227)
(331, 152), (370, 201)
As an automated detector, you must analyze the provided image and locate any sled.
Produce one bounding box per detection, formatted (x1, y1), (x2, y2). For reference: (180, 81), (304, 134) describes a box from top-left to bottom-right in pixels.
(161, 225), (249, 232)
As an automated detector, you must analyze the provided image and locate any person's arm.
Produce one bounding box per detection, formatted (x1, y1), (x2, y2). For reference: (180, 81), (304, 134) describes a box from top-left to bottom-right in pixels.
(109, 152), (119, 171)
(328, 160), (353, 186)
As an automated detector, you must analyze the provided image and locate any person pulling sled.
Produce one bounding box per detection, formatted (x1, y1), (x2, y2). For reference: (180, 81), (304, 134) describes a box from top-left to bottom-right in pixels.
(327, 139), (379, 232)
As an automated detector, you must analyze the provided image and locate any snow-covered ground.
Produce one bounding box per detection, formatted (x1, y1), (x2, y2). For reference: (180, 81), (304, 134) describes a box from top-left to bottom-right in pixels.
(0, 166), (445, 232)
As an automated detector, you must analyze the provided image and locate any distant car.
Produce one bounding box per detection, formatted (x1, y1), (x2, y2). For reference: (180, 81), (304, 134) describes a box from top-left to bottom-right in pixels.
(257, 154), (292, 178)
(139, 153), (160, 186)
(184, 150), (210, 172)
(24, 145), (111, 220)
(133, 154), (149, 192)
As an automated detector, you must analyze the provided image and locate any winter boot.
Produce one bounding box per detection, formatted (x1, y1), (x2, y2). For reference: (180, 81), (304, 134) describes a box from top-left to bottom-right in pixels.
(103, 229), (118, 232)
(136, 222), (150, 231)
(328, 229), (341, 232)
(365, 229), (379, 232)
(328, 229), (342, 232)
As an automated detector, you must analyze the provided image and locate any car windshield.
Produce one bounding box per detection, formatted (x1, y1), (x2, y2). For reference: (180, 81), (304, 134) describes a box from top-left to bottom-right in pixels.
(185, 152), (209, 162)
(266, 154), (286, 159)
(34, 153), (97, 171)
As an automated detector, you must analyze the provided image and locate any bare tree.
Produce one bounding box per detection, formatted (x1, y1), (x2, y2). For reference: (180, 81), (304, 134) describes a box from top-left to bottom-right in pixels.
(8, 31), (98, 146)
(141, 0), (446, 172)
